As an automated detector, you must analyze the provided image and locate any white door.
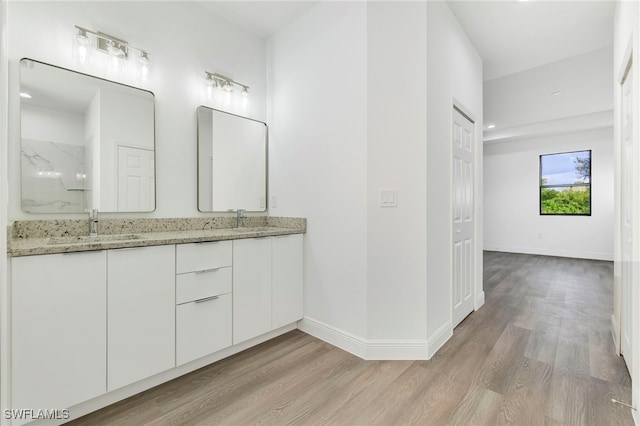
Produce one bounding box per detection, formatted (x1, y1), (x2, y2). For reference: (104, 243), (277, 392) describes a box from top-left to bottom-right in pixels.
(452, 107), (475, 327)
(621, 65), (633, 376)
(117, 145), (155, 211)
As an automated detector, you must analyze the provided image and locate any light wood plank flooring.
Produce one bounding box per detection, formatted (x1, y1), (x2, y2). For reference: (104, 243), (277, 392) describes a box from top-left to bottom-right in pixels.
(70, 251), (633, 425)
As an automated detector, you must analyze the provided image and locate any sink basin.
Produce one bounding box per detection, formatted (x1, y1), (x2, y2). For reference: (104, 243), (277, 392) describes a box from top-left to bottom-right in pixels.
(48, 234), (142, 245)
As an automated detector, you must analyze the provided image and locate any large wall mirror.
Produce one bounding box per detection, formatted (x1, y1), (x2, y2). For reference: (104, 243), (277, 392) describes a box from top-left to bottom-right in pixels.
(20, 58), (156, 213)
(197, 106), (267, 212)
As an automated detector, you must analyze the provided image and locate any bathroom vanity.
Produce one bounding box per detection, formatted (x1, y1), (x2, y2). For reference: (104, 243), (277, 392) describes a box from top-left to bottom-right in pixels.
(8, 217), (305, 424)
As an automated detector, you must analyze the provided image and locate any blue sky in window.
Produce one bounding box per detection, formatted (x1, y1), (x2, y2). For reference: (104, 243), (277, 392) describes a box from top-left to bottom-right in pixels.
(541, 151), (590, 185)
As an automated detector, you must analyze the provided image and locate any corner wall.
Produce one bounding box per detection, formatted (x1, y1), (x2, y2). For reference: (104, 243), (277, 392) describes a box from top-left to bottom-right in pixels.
(426, 1), (483, 341)
(270, 1), (483, 358)
(484, 127), (614, 261)
(267, 1), (369, 339)
(366, 1), (428, 342)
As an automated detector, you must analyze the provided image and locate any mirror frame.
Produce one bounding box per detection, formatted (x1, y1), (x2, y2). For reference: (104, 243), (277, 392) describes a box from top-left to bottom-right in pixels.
(19, 57), (157, 213)
(196, 105), (268, 213)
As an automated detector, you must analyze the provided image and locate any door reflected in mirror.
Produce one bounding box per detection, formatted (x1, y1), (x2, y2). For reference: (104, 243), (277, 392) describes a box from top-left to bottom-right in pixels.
(20, 58), (156, 213)
(197, 106), (267, 213)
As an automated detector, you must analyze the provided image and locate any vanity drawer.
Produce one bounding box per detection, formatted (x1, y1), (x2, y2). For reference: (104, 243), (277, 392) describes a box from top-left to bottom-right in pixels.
(176, 241), (232, 274)
(176, 267), (232, 305)
(176, 292), (232, 365)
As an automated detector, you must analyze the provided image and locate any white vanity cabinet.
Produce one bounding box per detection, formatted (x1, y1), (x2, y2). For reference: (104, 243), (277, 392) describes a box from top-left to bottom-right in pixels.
(11, 251), (107, 416)
(233, 237), (272, 344)
(8, 228), (303, 422)
(176, 241), (233, 365)
(233, 234), (303, 344)
(272, 234), (304, 329)
(107, 245), (176, 391)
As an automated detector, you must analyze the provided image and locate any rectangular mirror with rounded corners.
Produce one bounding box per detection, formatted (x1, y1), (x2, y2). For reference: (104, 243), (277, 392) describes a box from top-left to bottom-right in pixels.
(197, 106), (267, 213)
(20, 58), (156, 213)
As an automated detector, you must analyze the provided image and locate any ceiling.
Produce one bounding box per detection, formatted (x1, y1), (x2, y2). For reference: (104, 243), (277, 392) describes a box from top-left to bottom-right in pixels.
(195, 0), (616, 140)
(197, 1), (615, 82)
(447, 0), (616, 81)
(197, 1), (320, 39)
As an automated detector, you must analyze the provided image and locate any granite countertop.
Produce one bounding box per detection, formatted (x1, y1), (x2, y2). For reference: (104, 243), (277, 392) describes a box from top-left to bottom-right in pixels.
(8, 217), (306, 257)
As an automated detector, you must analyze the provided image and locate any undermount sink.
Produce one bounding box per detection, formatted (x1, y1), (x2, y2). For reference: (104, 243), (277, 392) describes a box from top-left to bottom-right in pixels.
(48, 234), (143, 245)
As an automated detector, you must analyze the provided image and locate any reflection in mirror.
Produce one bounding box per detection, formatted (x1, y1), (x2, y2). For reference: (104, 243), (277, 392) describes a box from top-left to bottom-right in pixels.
(20, 58), (156, 213)
(197, 106), (267, 212)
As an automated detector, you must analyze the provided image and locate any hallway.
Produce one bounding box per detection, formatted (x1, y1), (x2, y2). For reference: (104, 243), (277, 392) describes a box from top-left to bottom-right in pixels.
(71, 252), (633, 425)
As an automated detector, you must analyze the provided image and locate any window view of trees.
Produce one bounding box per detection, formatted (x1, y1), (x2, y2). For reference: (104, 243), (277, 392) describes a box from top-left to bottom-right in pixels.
(540, 150), (591, 215)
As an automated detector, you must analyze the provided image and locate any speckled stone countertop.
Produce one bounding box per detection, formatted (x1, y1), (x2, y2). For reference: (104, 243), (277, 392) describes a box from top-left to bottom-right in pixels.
(8, 216), (306, 257)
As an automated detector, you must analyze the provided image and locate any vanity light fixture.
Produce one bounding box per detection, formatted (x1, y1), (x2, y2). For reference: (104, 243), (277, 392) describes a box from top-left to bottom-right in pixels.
(204, 71), (250, 111)
(204, 72), (249, 95)
(73, 25), (151, 82)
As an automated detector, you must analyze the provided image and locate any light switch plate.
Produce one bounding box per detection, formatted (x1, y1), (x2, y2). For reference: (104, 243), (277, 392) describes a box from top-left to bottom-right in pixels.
(380, 190), (398, 207)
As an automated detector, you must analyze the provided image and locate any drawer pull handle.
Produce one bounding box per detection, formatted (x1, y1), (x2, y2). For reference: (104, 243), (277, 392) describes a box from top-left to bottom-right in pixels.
(195, 267), (221, 274)
(195, 295), (219, 304)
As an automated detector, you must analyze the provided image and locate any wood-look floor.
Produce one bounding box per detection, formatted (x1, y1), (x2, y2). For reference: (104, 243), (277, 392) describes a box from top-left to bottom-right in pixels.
(70, 251), (633, 425)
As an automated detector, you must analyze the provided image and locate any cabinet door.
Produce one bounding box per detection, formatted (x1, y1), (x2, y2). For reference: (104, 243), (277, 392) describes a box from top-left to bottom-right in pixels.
(233, 238), (271, 344)
(108, 245), (175, 391)
(176, 293), (232, 365)
(272, 234), (304, 329)
(11, 251), (107, 414)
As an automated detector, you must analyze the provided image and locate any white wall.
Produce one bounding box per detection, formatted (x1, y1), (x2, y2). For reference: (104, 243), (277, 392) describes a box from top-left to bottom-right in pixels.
(366, 2), (428, 340)
(426, 2), (483, 340)
(267, 1), (369, 339)
(21, 104), (84, 145)
(484, 127), (614, 260)
(6, 1), (267, 220)
(269, 1), (482, 357)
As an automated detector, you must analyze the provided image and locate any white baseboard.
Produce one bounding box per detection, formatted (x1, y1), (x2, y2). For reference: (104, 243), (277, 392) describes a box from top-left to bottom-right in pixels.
(298, 317), (452, 361)
(633, 386), (640, 426)
(475, 291), (485, 310)
(611, 313), (621, 355)
(426, 320), (453, 358)
(297, 317), (367, 359)
(483, 245), (613, 261)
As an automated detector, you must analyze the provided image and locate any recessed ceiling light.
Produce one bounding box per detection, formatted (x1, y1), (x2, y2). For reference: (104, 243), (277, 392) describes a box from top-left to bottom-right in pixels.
(487, 124), (496, 129)
(19, 92), (32, 99)
(551, 90), (563, 96)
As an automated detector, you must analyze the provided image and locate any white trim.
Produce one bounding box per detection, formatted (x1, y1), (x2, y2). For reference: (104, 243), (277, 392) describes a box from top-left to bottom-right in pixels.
(298, 317), (452, 361)
(426, 320), (453, 359)
(613, 313), (622, 355)
(297, 317), (367, 359)
(0, 1), (10, 421)
(475, 291), (485, 310)
(483, 245), (613, 261)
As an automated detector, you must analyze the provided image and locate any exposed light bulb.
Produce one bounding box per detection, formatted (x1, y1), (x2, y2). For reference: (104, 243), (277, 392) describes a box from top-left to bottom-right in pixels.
(487, 124), (496, 129)
(139, 52), (150, 82)
(223, 81), (233, 92)
(106, 40), (125, 57)
(20, 92), (32, 99)
(74, 28), (91, 65)
(241, 86), (249, 97)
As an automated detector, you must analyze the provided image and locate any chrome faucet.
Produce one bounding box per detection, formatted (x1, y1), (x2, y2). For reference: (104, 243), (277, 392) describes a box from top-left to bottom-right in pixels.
(236, 209), (246, 228)
(89, 208), (99, 236)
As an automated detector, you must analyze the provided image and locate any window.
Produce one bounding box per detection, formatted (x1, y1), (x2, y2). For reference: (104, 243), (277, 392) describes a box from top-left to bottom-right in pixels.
(540, 150), (591, 215)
